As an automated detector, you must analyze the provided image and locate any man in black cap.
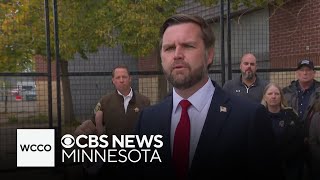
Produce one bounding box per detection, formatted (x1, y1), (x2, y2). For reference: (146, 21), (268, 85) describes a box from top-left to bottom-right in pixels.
(283, 59), (320, 122)
(282, 59), (320, 179)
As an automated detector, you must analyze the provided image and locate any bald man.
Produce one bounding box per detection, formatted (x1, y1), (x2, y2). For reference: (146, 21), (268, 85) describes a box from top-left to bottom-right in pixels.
(223, 53), (268, 103)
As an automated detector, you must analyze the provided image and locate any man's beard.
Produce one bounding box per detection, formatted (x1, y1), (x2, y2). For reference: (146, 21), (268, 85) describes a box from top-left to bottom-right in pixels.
(165, 63), (206, 90)
(242, 71), (255, 80)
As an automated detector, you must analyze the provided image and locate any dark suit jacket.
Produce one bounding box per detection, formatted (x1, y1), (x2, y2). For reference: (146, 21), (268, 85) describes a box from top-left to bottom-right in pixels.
(133, 81), (282, 180)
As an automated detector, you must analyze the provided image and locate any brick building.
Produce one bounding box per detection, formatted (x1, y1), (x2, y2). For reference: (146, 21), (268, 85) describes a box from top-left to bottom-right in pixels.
(269, 0), (320, 86)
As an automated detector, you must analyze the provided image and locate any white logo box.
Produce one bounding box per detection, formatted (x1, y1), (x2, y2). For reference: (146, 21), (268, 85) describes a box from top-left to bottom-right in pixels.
(17, 129), (55, 167)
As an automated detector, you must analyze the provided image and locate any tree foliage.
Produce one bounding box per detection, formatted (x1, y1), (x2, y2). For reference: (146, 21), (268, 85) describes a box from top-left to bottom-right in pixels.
(0, 0), (182, 72)
(0, 0), (284, 72)
(199, 0), (285, 10)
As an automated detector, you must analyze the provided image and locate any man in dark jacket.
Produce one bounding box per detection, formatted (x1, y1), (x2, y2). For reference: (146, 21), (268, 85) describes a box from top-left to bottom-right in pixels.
(73, 65), (150, 179)
(223, 53), (268, 103)
(75, 65), (150, 136)
(282, 59), (320, 179)
(92, 65), (150, 136)
(282, 59), (320, 123)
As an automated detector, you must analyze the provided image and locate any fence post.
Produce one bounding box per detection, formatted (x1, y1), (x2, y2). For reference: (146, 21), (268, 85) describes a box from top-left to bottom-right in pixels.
(220, 0), (226, 85)
(53, 0), (62, 138)
(227, 0), (232, 81)
(44, 0), (53, 128)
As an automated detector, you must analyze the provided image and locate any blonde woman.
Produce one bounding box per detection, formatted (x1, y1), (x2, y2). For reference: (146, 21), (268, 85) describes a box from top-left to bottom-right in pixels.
(261, 83), (304, 180)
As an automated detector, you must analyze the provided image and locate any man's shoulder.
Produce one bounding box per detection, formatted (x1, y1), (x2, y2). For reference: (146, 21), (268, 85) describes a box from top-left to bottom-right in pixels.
(134, 91), (149, 99)
(282, 107), (299, 117)
(224, 78), (239, 85)
(257, 77), (269, 87)
(223, 78), (240, 89)
(282, 81), (297, 93)
(97, 92), (114, 102)
(133, 91), (151, 105)
(214, 89), (267, 125)
(141, 95), (171, 112)
(216, 86), (264, 113)
(227, 92), (262, 109)
(314, 79), (320, 88)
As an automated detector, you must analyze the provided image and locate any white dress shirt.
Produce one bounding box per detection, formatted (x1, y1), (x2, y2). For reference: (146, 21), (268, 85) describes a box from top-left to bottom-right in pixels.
(171, 79), (215, 166)
(117, 88), (133, 113)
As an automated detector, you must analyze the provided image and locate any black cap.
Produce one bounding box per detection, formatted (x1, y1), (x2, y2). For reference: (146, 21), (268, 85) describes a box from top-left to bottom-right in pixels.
(297, 59), (314, 70)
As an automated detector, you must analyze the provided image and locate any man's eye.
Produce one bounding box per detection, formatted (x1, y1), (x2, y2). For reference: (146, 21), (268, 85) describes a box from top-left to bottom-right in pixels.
(165, 47), (174, 51)
(185, 44), (194, 48)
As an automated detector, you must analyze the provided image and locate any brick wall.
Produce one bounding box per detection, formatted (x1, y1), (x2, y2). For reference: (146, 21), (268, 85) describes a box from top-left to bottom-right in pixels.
(34, 55), (57, 81)
(34, 55), (63, 121)
(138, 50), (159, 72)
(269, 0), (320, 68)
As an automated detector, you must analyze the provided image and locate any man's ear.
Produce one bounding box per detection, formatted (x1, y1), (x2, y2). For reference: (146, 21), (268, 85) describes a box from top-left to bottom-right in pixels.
(207, 48), (214, 66)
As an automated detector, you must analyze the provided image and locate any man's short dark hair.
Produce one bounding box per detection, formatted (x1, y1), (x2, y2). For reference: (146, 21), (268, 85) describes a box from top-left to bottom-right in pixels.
(112, 65), (130, 78)
(159, 14), (215, 69)
(159, 14), (215, 50)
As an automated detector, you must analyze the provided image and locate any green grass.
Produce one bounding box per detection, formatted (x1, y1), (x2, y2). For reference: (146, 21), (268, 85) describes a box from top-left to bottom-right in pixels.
(5, 114), (82, 135)
(8, 115), (18, 123)
(7, 113), (48, 124)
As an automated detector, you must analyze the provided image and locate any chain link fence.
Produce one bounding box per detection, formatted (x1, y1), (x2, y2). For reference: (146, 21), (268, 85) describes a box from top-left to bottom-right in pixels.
(0, 0), (319, 178)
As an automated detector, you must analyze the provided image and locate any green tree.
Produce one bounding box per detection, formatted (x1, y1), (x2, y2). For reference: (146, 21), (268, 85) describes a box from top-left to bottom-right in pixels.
(0, 0), (181, 123)
(0, 0), (286, 70)
(199, 0), (285, 10)
(0, 0), (283, 123)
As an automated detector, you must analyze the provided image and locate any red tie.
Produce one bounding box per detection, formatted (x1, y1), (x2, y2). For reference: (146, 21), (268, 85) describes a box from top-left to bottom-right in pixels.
(173, 99), (192, 180)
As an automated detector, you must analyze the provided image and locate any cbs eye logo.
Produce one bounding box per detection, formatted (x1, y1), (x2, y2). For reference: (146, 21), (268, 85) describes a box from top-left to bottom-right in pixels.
(61, 134), (75, 148)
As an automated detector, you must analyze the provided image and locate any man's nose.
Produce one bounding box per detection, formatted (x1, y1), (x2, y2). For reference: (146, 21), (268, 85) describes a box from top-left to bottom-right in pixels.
(174, 47), (184, 60)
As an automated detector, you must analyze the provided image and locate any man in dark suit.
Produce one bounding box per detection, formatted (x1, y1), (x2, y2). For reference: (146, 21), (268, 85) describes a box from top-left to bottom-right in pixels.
(134, 14), (281, 180)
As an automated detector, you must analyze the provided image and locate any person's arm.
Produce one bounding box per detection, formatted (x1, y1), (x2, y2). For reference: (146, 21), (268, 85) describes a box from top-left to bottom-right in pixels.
(74, 119), (98, 137)
(309, 112), (320, 159)
(95, 110), (104, 136)
(73, 100), (104, 176)
(73, 118), (106, 176)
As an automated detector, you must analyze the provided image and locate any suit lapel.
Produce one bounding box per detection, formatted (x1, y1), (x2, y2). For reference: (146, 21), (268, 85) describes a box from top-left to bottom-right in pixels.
(191, 82), (232, 167)
(159, 96), (173, 140)
(203, 83), (232, 142)
(156, 95), (174, 163)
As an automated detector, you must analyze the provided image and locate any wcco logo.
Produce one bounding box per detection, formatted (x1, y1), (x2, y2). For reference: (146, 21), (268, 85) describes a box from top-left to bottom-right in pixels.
(19, 144), (52, 152)
(17, 129), (55, 167)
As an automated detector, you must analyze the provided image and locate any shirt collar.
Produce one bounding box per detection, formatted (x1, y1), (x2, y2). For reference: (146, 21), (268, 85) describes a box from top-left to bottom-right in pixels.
(117, 88), (133, 98)
(296, 80), (315, 92)
(172, 79), (215, 113)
